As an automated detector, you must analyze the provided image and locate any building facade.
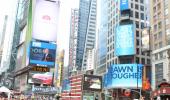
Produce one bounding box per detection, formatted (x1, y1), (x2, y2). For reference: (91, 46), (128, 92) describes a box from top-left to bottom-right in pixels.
(150, 0), (170, 89)
(96, 0), (108, 75)
(76, 0), (97, 71)
(106, 0), (150, 68)
(69, 9), (79, 74)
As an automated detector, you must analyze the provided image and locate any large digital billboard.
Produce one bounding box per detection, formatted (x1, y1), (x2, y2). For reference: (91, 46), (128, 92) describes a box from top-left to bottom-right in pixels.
(32, 0), (60, 42)
(83, 75), (102, 91)
(115, 24), (135, 56)
(120, 0), (129, 11)
(104, 64), (143, 88)
(28, 71), (53, 85)
(29, 41), (56, 67)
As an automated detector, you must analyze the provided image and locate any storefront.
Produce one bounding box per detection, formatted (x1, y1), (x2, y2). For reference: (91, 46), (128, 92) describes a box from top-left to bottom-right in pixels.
(151, 82), (170, 99)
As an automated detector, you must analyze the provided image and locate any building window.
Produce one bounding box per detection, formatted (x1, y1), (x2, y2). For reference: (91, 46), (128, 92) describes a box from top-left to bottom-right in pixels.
(155, 53), (158, 60)
(136, 48), (140, 54)
(155, 63), (163, 86)
(135, 4), (139, 10)
(135, 12), (139, 18)
(136, 30), (139, 37)
(141, 13), (144, 20)
(147, 59), (151, 64)
(165, 18), (169, 25)
(159, 52), (163, 59)
(140, 5), (144, 11)
(136, 21), (139, 28)
(158, 22), (162, 29)
(141, 58), (145, 64)
(136, 57), (139, 63)
(130, 10), (133, 17)
(137, 39), (140, 46)
(158, 31), (162, 38)
(140, 0), (144, 3)
(131, 3), (133, 8)
(165, 8), (168, 15)
(159, 42), (163, 48)
(141, 22), (145, 29)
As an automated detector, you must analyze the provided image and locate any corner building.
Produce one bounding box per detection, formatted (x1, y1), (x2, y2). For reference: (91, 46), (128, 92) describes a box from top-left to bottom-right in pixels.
(150, 0), (170, 90)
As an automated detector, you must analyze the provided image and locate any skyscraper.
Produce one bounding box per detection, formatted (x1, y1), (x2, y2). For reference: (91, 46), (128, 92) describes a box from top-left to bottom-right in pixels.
(150, 0), (170, 89)
(76, 0), (97, 71)
(96, 0), (108, 75)
(69, 9), (79, 74)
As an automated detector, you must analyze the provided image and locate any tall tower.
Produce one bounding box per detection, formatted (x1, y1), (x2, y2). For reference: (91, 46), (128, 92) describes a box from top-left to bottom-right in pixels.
(69, 9), (79, 74)
(76, 0), (97, 71)
(150, 0), (170, 89)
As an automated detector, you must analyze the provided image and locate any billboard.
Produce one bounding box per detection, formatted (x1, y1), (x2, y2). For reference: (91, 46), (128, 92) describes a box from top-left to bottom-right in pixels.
(32, 86), (58, 94)
(32, 0), (60, 41)
(104, 64), (143, 88)
(28, 71), (53, 85)
(83, 95), (94, 100)
(142, 28), (150, 52)
(29, 41), (56, 67)
(115, 24), (135, 56)
(83, 75), (102, 91)
(120, 0), (129, 11)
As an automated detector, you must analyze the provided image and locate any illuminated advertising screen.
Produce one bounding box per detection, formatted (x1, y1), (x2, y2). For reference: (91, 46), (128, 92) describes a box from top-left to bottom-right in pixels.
(104, 64), (143, 88)
(83, 75), (102, 91)
(120, 0), (129, 11)
(32, 0), (60, 41)
(29, 41), (56, 67)
(115, 24), (135, 56)
(28, 71), (53, 85)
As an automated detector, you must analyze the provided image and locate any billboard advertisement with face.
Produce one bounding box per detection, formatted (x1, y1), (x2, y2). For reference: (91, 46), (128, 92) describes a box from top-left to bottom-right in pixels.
(32, 0), (60, 42)
(83, 75), (102, 91)
(104, 64), (143, 88)
(29, 41), (56, 67)
(115, 24), (135, 56)
(28, 71), (53, 85)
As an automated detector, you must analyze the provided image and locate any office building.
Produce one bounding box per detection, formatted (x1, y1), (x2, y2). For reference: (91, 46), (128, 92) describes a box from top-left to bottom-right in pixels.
(150, 0), (170, 89)
(106, 0), (150, 69)
(69, 9), (79, 74)
(76, 0), (97, 71)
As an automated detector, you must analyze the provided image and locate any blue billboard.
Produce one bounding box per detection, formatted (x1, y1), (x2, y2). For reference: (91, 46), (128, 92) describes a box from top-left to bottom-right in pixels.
(115, 24), (135, 56)
(104, 64), (143, 88)
(120, 0), (129, 11)
(62, 79), (71, 92)
(29, 41), (56, 67)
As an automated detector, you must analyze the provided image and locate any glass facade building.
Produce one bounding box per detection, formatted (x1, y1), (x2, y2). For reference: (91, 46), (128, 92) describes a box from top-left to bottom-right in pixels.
(76, 0), (97, 71)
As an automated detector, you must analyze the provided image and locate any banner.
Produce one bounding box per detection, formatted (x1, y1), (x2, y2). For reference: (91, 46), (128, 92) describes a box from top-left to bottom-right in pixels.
(29, 41), (56, 67)
(115, 24), (135, 56)
(104, 64), (143, 88)
(32, 0), (60, 42)
(32, 86), (58, 94)
(142, 28), (150, 52)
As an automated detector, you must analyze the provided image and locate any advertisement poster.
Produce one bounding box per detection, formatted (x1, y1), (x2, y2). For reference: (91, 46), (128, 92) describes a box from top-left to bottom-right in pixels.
(28, 71), (53, 85)
(120, 0), (129, 11)
(29, 41), (56, 67)
(115, 24), (135, 56)
(83, 75), (102, 91)
(142, 28), (150, 52)
(32, 0), (60, 41)
(104, 64), (143, 88)
(62, 79), (71, 92)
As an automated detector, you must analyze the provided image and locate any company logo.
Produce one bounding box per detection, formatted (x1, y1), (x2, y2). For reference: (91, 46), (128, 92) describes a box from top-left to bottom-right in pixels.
(42, 15), (51, 21)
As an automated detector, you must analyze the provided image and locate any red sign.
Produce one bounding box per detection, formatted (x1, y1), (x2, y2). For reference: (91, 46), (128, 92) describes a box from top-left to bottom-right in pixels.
(152, 87), (170, 97)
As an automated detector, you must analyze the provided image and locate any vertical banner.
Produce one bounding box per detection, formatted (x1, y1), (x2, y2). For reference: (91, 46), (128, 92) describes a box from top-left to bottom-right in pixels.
(115, 24), (135, 56)
(32, 0), (60, 42)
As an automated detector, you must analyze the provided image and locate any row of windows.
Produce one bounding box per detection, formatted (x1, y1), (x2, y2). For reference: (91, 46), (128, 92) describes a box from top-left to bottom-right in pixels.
(131, 3), (144, 11)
